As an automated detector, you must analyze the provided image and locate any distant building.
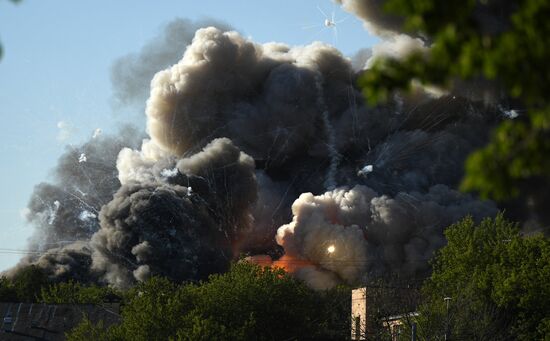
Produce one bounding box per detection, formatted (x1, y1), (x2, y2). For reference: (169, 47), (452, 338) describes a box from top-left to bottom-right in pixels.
(381, 313), (420, 341)
(351, 287), (419, 340)
(351, 288), (368, 340)
(1, 303), (120, 340)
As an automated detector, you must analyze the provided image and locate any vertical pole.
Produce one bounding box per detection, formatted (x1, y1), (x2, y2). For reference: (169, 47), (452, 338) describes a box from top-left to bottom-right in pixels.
(411, 322), (417, 341)
(444, 297), (452, 341)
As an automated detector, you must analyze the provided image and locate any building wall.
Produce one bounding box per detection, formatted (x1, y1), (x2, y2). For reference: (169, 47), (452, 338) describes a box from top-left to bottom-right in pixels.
(351, 287), (367, 340)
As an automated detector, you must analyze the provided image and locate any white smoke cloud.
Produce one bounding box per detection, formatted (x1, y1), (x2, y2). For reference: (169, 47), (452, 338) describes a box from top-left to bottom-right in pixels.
(276, 185), (497, 288)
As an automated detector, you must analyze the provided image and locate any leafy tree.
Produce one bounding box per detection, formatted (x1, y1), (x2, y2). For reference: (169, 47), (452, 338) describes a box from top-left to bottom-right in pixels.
(359, 0), (550, 214)
(66, 318), (113, 341)
(40, 280), (121, 304)
(416, 214), (550, 340)
(0, 266), (50, 302)
(0, 276), (17, 301)
(10, 265), (50, 302)
(190, 262), (319, 340)
(67, 262), (351, 340)
(112, 276), (196, 341)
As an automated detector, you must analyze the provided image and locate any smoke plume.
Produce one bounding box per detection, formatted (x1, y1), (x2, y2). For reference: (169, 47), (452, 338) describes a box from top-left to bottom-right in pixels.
(334, 0), (516, 38)
(24, 126), (143, 252)
(334, 0), (407, 37)
(111, 18), (233, 108)
(276, 185), (496, 289)
(6, 23), (507, 290)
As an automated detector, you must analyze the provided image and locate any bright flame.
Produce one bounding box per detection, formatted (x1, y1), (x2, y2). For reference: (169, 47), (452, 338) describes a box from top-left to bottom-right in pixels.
(327, 245), (336, 254)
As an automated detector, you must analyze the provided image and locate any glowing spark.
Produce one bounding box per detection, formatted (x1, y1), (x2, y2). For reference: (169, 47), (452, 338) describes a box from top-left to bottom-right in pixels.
(357, 164), (373, 177)
(327, 245), (335, 254)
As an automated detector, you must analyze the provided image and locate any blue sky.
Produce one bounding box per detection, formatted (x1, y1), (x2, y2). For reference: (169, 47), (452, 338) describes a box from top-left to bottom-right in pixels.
(0, 0), (378, 271)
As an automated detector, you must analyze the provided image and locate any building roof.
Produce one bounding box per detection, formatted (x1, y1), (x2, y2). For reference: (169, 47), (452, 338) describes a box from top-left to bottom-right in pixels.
(0, 302), (120, 340)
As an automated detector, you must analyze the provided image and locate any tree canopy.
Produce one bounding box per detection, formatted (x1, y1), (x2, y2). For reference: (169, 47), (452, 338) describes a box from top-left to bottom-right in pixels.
(66, 262), (351, 341)
(359, 0), (550, 214)
(415, 214), (550, 340)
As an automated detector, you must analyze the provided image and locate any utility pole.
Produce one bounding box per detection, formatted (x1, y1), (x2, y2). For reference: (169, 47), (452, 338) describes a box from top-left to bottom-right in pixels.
(444, 297), (452, 341)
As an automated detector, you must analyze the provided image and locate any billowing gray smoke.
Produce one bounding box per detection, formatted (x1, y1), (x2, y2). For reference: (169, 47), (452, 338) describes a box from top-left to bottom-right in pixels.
(24, 126), (143, 252)
(276, 185), (496, 290)
(335, 0), (516, 37)
(8, 23), (503, 290)
(136, 27), (499, 288)
(334, 0), (406, 37)
(92, 138), (257, 288)
(111, 18), (233, 108)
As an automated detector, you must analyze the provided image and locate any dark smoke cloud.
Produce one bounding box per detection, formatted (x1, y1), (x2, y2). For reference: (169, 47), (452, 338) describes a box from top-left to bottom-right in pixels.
(91, 183), (227, 288)
(4, 242), (95, 284)
(337, 0), (515, 104)
(335, 0), (516, 38)
(110, 18), (233, 108)
(24, 126), (143, 252)
(137, 27), (501, 288)
(334, 0), (406, 37)
(7, 26), (507, 290)
(92, 138), (257, 288)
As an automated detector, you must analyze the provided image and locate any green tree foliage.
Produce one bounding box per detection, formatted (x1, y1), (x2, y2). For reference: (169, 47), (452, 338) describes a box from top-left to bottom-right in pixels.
(67, 262), (351, 341)
(9, 265), (49, 302)
(0, 266), (50, 302)
(66, 318), (113, 341)
(40, 280), (121, 304)
(416, 214), (550, 340)
(359, 0), (550, 204)
(0, 276), (18, 301)
(112, 276), (197, 341)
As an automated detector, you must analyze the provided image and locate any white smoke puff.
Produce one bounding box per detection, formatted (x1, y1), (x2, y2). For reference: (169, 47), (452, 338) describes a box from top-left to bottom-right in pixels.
(294, 267), (340, 291)
(160, 167), (179, 178)
(350, 48), (373, 71)
(117, 139), (174, 185)
(56, 121), (75, 142)
(78, 210), (97, 222)
(48, 200), (61, 225)
(133, 265), (151, 282)
(277, 187), (377, 283)
(19, 207), (31, 221)
(92, 128), (102, 139)
(498, 105), (519, 119)
(276, 185), (497, 289)
(365, 34), (428, 69)
(358, 164), (373, 177)
(131, 241), (152, 263)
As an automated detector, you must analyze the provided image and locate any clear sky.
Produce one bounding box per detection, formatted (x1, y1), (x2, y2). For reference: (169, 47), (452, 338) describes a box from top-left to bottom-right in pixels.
(0, 0), (378, 271)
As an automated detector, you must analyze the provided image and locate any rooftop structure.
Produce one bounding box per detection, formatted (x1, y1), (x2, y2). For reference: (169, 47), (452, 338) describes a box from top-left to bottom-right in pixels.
(1, 303), (120, 340)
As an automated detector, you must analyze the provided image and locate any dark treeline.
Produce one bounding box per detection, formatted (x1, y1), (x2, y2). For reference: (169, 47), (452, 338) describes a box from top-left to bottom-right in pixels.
(1, 215), (549, 340)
